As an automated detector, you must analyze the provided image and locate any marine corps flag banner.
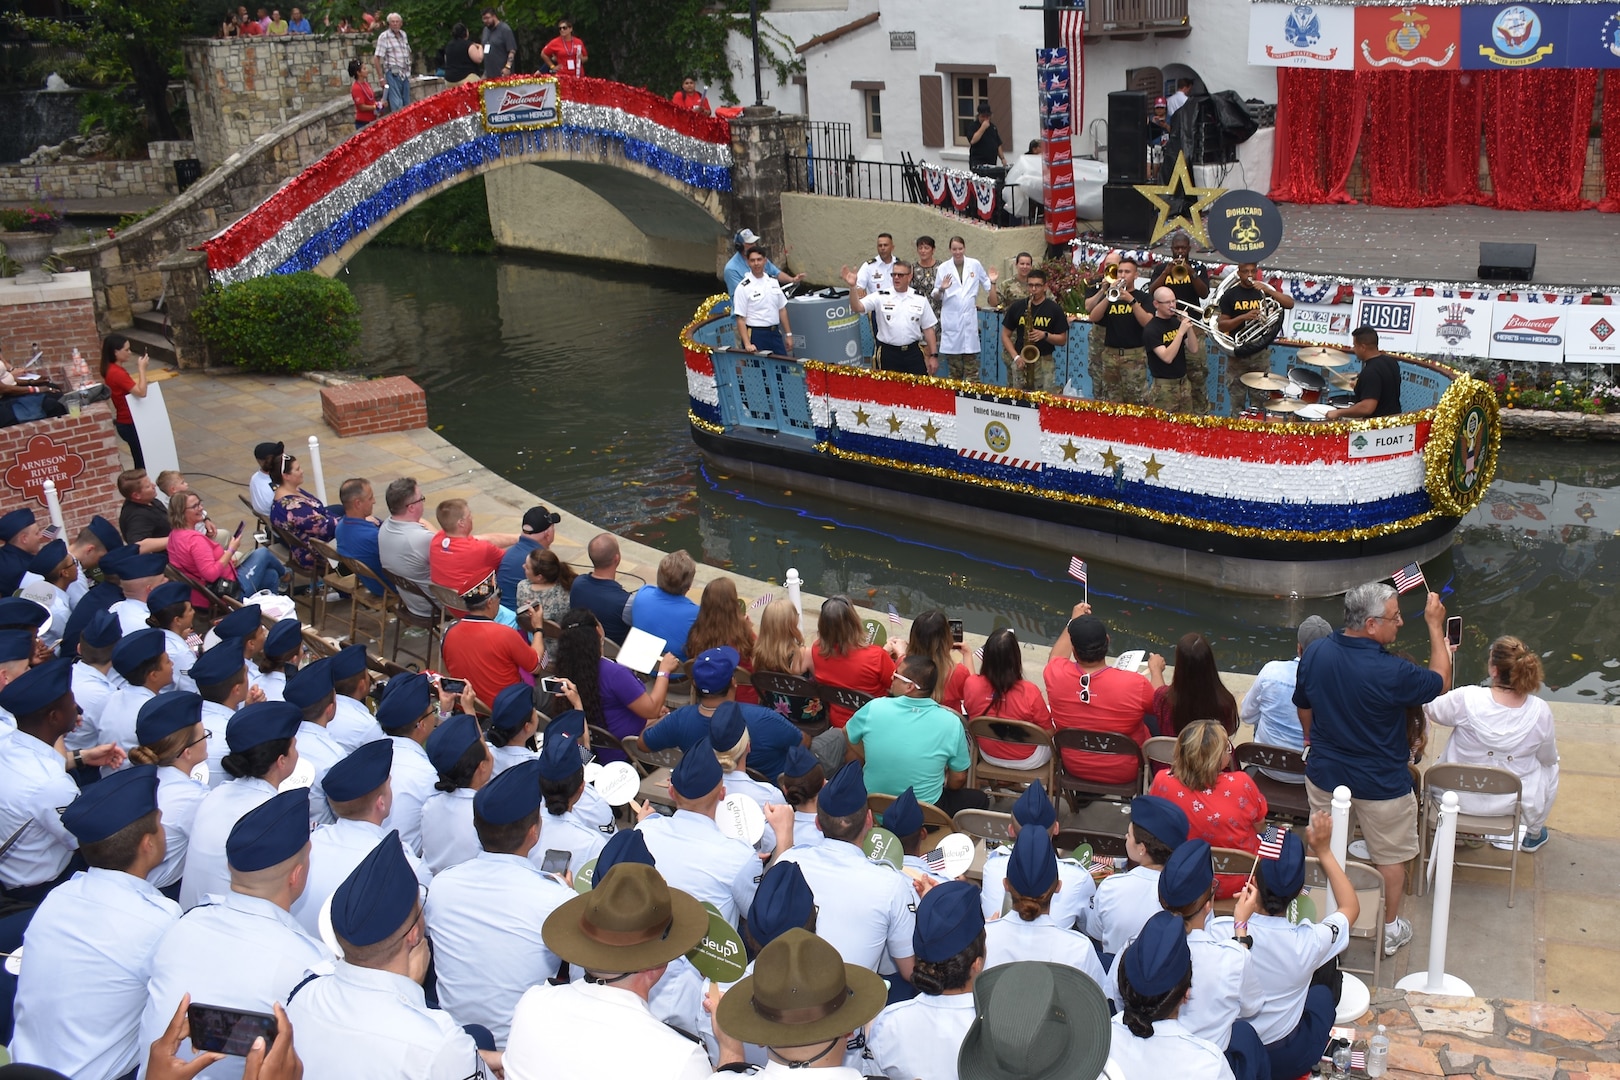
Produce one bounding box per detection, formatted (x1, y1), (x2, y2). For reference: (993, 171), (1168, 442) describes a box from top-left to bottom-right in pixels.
(1354, 5), (1462, 69)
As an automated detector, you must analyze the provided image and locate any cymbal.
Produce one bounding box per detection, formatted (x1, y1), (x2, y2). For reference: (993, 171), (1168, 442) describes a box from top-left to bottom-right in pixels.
(1329, 371), (1356, 390)
(1264, 398), (1303, 413)
(1240, 371), (1290, 391)
(1295, 346), (1352, 368)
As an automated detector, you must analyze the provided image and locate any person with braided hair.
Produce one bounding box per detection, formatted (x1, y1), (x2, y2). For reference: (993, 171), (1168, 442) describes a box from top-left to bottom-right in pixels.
(1109, 910), (1236, 1078)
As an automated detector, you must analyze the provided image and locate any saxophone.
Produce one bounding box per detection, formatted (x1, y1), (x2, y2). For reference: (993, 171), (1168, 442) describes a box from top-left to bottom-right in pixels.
(1019, 293), (1039, 367)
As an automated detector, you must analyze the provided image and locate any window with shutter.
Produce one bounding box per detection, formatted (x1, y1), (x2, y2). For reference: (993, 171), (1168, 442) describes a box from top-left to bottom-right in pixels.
(987, 76), (1013, 150)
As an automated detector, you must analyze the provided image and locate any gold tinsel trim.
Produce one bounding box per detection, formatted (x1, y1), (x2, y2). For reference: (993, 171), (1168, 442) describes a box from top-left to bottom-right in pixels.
(1422, 376), (1501, 518)
(812, 443), (1443, 543)
(679, 294), (731, 355)
(687, 410), (727, 436)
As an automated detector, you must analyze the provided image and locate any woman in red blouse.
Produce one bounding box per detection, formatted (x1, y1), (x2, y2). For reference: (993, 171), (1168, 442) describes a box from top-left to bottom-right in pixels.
(100, 333), (148, 468)
(961, 628), (1052, 768)
(809, 595), (894, 727)
(1149, 719), (1268, 897)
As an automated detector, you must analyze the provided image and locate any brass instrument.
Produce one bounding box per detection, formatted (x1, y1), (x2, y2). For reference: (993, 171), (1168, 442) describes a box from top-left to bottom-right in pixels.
(1103, 262), (1122, 303)
(1018, 292), (1039, 366)
(1174, 271), (1284, 358)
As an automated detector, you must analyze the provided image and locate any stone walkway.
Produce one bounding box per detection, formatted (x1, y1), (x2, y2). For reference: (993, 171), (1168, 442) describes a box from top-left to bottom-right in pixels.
(1354, 990), (1620, 1079)
(163, 368), (1620, 1039)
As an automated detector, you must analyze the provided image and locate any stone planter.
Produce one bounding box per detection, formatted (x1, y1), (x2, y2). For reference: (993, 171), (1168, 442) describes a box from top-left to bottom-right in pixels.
(0, 230), (54, 284)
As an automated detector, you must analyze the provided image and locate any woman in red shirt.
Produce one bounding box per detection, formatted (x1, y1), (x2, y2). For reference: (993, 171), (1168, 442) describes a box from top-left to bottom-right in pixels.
(100, 333), (148, 468)
(962, 628), (1052, 768)
(349, 59), (376, 128)
(671, 76), (711, 116)
(809, 595), (893, 727)
(1149, 719), (1267, 897)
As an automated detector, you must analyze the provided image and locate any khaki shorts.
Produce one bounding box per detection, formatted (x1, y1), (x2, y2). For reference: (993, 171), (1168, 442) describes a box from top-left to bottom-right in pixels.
(1306, 779), (1419, 864)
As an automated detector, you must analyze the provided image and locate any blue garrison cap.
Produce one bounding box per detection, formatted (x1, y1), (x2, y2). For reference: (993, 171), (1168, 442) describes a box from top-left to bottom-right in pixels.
(709, 700), (747, 753)
(97, 544), (140, 579)
(213, 604), (264, 643)
(1130, 795), (1189, 850)
(0, 508), (36, 541)
(61, 763), (160, 844)
(25, 539), (67, 577)
(87, 515), (122, 552)
(537, 729), (583, 782)
(331, 643), (367, 681)
(819, 760), (868, 817)
(146, 581), (192, 612)
(284, 656), (335, 709)
(1012, 779), (1057, 829)
(1006, 823), (1059, 899)
(692, 645), (739, 694)
(489, 683), (535, 734)
(475, 758), (543, 825)
(883, 787), (924, 839)
(780, 744), (819, 781)
(1159, 839), (1215, 909)
(0, 629), (36, 664)
(914, 880), (985, 963)
(264, 617), (303, 659)
(376, 672), (431, 733)
(0, 656), (71, 716)
(323, 739), (393, 802)
(749, 861), (815, 949)
(1256, 829), (1307, 899)
(81, 609), (122, 650)
(427, 713), (481, 776)
(191, 638), (245, 688)
(116, 551), (169, 580)
(111, 628), (167, 681)
(225, 700), (302, 753)
(226, 788), (311, 872)
(1122, 910), (1194, 997)
(330, 831), (417, 947)
(594, 828), (655, 883)
(670, 735), (722, 799)
(547, 709), (585, 743)
(135, 691), (203, 748)
(0, 596), (48, 630)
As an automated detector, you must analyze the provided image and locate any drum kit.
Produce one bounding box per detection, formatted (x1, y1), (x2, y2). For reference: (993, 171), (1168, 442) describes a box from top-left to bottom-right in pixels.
(1238, 346), (1357, 421)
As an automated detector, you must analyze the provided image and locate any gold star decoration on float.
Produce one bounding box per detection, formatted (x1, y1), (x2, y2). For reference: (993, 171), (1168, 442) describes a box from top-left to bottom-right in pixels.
(853, 406), (870, 427)
(887, 413), (903, 434)
(921, 418), (941, 443)
(1144, 454), (1166, 480)
(1061, 439), (1081, 462)
(1099, 447), (1121, 470)
(1134, 152), (1223, 248)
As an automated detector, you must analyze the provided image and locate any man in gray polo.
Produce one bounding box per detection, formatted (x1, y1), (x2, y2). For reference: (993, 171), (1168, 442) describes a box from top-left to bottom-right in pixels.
(480, 7), (517, 79)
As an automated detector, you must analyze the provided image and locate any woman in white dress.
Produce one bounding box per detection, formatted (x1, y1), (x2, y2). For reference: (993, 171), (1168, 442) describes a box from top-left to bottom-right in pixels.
(931, 237), (998, 383)
(1423, 635), (1559, 852)
(419, 713), (493, 874)
(1109, 910), (1236, 1080)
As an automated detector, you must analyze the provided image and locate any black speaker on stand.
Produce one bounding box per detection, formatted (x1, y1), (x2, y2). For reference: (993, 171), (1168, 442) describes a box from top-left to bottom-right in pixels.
(1103, 184), (1157, 242)
(1107, 90), (1149, 184)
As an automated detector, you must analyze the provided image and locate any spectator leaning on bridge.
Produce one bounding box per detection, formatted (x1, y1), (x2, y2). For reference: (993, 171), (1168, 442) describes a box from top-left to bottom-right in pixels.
(374, 12), (412, 115)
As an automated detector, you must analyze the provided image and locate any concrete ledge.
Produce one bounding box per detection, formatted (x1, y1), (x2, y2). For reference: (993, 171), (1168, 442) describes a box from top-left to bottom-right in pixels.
(320, 375), (427, 437)
(1501, 408), (1620, 441)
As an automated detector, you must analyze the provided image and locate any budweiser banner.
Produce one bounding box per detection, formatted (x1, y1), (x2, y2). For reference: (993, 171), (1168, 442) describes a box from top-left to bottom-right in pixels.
(1488, 300), (1569, 362)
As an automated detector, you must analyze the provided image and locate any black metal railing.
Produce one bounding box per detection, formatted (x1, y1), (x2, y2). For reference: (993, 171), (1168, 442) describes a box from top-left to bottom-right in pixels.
(804, 120), (852, 164)
(1084, 0), (1189, 36)
(785, 153), (924, 205)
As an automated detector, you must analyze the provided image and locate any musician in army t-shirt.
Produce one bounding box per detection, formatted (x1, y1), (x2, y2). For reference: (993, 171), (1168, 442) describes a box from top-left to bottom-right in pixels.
(1000, 268), (1067, 393)
(1085, 256), (1148, 404)
(1140, 287), (1200, 414)
(1148, 232), (1210, 413)
(1215, 261), (1294, 415)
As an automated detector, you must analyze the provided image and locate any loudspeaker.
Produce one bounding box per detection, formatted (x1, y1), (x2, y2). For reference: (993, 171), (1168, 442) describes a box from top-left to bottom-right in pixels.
(1107, 90), (1149, 184)
(1102, 184), (1157, 242)
(1478, 242), (1536, 281)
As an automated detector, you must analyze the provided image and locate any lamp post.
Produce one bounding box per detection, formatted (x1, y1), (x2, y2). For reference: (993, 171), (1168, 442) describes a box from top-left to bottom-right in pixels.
(749, 0), (764, 107)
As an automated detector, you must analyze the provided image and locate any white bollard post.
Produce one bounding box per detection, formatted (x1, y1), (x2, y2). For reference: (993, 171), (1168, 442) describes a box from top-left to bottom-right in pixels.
(40, 480), (64, 535)
(1325, 784), (1352, 916)
(306, 435), (328, 508)
(784, 568), (802, 616)
(1397, 790), (1474, 995)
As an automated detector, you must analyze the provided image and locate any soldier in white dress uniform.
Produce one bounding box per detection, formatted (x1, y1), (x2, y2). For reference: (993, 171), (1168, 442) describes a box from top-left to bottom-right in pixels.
(70, 610), (126, 757)
(10, 765), (178, 1080)
(534, 727), (609, 876)
(286, 830), (496, 1080)
(253, 617), (303, 702)
(883, 786), (950, 887)
(21, 539), (74, 652)
(1108, 911), (1237, 1079)
(1089, 794), (1188, 960)
(777, 745), (826, 851)
(194, 638), (253, 790)
(327, 644), (385, 752)
(107, 548), (169, 636)
(145, 581), (199, 694)
(131, 691), (210, 897)
(979, 780), (1095, 931)
(97, 628), (174, 766)
(984, 826), (1108, 987)
(485, 682), (540, 774)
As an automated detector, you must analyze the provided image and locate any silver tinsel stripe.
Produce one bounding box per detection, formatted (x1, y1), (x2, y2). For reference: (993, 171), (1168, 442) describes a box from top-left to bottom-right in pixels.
(561, 102), (733, 168)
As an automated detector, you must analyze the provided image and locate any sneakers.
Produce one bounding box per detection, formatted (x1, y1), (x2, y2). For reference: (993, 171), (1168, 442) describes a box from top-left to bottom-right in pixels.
(1520, 826), (1551, 853)
(1383, 915), (1413, 957)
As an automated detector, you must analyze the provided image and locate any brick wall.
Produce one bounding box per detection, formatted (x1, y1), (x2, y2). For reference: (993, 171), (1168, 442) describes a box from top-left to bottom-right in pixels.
(0, 401), (123, 529)
(0, 274), (102, 389)
(320, 376), (427, 437)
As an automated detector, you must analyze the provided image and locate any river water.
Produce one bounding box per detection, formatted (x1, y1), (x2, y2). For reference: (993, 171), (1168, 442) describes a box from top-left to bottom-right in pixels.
(345, 248), (1620, 705)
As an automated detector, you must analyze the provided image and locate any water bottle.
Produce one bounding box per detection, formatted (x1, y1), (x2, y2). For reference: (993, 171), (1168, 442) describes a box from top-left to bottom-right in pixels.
(69, 347), (88, 389)
(1366, 1025), (1389, 1077)
(1331, 1041), (1352, 1078)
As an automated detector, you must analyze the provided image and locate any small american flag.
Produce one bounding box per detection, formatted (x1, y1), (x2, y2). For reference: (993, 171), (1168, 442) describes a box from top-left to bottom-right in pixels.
(888, 604), (901, 627)
(749, 591), (774, 611)
(1067, 556), (1087, 583)
(1257, 823), (1290, 861)
(973, 646), (984, 662)
(1391, 561), (1426, 594)
(1350, 1051), (1366, 1071)
(924, 847), (948, 873)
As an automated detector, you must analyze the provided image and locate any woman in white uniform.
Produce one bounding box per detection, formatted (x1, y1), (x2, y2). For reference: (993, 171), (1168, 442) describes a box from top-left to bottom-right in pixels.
(129, 691), (211, 900)
(983, 825), (1108, 988)
(863, 880), (983, 1080)
(1109, 910), (1236, 1079)
(485, 682), (541, 774)
(419, 713), (492, 874)
(776, 744), (825, 850)
(931, 236), (998, 383)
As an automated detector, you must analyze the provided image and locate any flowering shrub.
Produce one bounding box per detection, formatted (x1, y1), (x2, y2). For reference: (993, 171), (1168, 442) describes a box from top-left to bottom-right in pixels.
(1493, 372), (1612, 414)
(0, 205), (61, 234)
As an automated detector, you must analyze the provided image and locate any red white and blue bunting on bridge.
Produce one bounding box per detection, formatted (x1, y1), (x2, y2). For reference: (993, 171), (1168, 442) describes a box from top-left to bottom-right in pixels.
(201, 77), (732, 285)
(918, 162), (1000, 221)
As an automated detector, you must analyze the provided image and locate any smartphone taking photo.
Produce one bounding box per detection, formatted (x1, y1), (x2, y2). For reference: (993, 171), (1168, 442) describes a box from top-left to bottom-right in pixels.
(187, 1004), (277, 1056)
(1446, 616), (1462, 649)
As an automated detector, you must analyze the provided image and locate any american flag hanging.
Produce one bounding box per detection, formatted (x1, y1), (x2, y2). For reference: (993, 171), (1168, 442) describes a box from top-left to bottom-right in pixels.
(1067, 556), (1087, 583)
(1257, 823), (1290, 861)
(888, 603), (901, 628)
(749, 591), (774, 611)
(1060, 4), (1084, 137)
(924, 847), (948, 874)
(1391, 561), (1426, 594)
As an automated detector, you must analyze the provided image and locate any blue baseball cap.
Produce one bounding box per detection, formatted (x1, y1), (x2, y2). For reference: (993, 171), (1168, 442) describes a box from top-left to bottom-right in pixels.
(883, 787), (923, 839)
(226, 788), (311, 872)
(283, 656), (335, 709)
(1130, 795), (1189, 850)
(1159, 839), (1214, 909)
(1256, 829), (1306, 899)
(1122, 910), (1193, 997)
(709, 700), (747, 753)
(25, 539), (67, 577)
(537, 729), (583, 782)
(692, 646), (739, 694)
(191, 638), (246, 688)
(111, 628), (167, 681)
(330, 831), (417, 947)
(488, 683), (535, 734)
(81, 609), (122, 650)
(225, 700), (302, 753)
(264, 617), (303, 659)
(818, 760), (867, 817)
(914, 880), (984, 962)
(1006, 823), (1058, 898)
(475, 758), (542, 824)
(748, 861), (815, 949)
(0, 655), (71, 716)
(669, 735), (722, 799)
(135, 691), (204, 748)
(1012, 780), (1057, 829)
(426, 713), (481, 776)
(213, 604), (264, 642)
(61, 763), (160, 844)
(323, 739), (393, 802)
(375, 672), (431, 733)
(146, 581), (192, 612)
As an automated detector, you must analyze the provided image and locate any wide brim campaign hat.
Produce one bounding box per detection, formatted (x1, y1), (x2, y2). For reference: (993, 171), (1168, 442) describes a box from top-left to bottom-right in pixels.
(716, 928), (887, 1049)
(541, 861), (707, 974)
(958, 961), (1112, 1080)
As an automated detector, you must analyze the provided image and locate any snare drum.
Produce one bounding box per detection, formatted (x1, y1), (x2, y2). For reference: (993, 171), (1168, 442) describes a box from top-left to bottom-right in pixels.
(1286, 365), (1327, 404)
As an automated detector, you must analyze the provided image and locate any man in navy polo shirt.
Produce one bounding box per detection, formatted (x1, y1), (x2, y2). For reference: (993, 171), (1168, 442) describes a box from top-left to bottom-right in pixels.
(1292, 580), (1450, 959)
(496, 505), (558, 615)
(638, 646), (806, 780)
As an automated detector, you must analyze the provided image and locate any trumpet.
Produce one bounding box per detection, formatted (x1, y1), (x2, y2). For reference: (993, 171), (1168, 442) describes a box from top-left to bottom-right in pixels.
(1103, 262), (1122, 303)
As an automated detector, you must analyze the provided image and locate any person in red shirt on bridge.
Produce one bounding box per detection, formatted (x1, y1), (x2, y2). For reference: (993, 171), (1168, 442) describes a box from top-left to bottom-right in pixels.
(542, 18), (587, 76)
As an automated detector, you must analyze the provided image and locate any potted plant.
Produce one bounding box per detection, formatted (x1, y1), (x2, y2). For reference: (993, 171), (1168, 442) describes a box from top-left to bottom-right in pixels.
(0, 203), (63, 284)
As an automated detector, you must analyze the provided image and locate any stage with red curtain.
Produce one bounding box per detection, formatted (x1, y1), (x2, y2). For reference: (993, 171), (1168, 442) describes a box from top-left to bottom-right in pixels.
(1271, 68), (1613, 211)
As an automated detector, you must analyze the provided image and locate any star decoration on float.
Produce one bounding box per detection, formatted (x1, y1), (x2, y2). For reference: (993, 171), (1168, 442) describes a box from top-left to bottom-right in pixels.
(1134, 152), (1223, 248)
(1098, 447), (1121, 471)
(921, 418), (941, 443)
(853, 407), (870, 427)
(887, 413), (903, 434)
(1144, 454), (1165, 480)
(1061, 439), (1081, 462)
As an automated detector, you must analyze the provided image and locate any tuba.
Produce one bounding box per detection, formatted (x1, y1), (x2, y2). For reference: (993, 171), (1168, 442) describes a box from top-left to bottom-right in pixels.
(1175, 271), (1284, 357)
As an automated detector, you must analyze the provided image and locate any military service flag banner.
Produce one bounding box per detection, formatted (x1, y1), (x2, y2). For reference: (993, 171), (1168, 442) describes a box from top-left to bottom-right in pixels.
(1566, 3), (1620, 69)
(1354, 5), (1462, 69)
(1249, 3), (1359, 67)
(1462, 4), (1567, 69)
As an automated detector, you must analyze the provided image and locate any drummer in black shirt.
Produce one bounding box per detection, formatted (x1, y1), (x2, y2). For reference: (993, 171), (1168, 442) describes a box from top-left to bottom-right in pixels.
(1215, 261), (1294, 415)
(1084, 256), (1148, 404)
(1000, 268), (1068, 392)
(1139, 287), (1199, 414)
(1148, 232), (1211, 413)
(1327, 326), (1403, 419)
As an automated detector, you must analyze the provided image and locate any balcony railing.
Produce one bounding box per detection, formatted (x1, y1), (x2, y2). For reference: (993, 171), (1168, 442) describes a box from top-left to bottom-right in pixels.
(1084, 0), (1190, 38)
